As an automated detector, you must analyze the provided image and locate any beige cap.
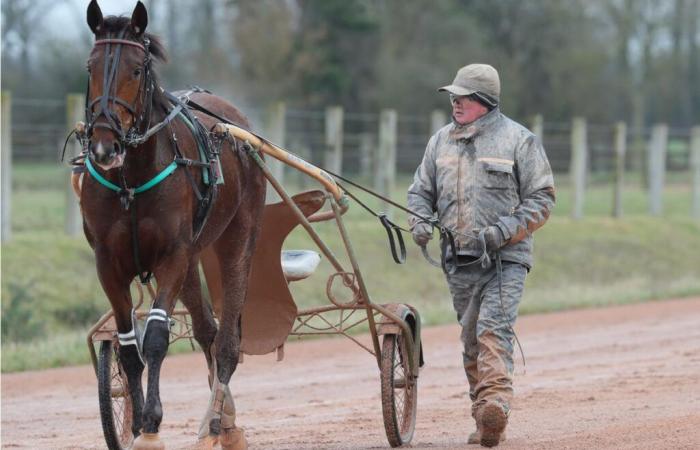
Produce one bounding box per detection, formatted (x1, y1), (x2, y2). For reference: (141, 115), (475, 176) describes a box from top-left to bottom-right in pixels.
(438, 63), (500, 101)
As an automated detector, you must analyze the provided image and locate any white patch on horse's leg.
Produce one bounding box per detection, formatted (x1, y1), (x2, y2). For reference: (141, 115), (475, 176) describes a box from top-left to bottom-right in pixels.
(221, 384), (236, 429)
(198, 368), (225, 439)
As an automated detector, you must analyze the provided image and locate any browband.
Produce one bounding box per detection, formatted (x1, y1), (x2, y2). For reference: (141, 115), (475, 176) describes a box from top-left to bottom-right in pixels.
(95, 38), (146, 52)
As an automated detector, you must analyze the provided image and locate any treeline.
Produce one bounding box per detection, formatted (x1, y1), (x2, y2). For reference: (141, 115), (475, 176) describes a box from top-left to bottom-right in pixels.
(2, 0), (699, 127)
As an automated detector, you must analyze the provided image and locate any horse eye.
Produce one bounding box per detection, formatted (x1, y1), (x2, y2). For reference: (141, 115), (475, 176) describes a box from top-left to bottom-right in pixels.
(133, 68), (142, 77)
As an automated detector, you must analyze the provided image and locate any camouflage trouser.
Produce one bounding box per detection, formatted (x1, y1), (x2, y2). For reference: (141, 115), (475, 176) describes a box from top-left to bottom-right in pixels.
(446, 259), (527, 418)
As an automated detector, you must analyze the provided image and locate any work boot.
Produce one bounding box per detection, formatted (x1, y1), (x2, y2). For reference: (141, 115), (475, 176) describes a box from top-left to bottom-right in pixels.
(468, 427), (481, 445)
(468, 426), (506, 445)
(476, 402), (508, 447)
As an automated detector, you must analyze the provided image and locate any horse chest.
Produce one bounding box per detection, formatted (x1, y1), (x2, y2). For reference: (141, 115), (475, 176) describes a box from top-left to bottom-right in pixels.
(83, 200), (181, 261)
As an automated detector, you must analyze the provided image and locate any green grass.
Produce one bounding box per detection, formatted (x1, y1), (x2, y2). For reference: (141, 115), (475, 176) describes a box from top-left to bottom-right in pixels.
(2, 163), (699, 372)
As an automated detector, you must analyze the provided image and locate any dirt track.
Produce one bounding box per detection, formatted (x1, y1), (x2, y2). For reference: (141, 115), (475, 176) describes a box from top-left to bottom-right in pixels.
(3, 297), (700, 449)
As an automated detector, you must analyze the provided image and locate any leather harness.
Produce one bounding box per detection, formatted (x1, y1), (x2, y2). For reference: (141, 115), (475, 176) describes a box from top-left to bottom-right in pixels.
(71, 33), (230, 283)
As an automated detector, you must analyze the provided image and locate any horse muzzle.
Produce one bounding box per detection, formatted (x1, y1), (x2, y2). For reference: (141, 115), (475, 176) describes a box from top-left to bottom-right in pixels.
(89, 137), (125, 170)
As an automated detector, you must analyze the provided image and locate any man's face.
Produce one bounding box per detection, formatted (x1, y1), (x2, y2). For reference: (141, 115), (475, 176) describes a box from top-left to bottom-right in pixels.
(451, 94), (488, 125)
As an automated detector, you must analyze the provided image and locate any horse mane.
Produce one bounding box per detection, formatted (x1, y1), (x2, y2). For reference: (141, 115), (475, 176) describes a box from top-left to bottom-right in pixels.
(97, 16), (170, 113)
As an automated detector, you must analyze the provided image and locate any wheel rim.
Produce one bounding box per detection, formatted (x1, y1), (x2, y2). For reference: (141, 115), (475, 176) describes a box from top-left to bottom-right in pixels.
(110, 346), (133, 446)
(393, 334), (415, 439)
(381, 333), (417, 447)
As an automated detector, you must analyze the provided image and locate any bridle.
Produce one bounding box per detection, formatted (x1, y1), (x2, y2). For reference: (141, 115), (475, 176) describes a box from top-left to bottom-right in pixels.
(85, 31), (155, 149)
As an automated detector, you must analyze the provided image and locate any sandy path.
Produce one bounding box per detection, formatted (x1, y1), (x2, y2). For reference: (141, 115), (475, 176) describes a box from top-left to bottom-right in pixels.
(2, 297), (700, 449)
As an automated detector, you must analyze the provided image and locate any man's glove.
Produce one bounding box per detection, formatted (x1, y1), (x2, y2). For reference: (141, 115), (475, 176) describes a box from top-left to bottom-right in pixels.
(411, 222), (433, 247)
(481, 225), (507, 252)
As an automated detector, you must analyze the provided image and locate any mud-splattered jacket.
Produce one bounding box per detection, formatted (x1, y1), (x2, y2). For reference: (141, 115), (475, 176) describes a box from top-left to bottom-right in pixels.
(407, 108), (555, 269)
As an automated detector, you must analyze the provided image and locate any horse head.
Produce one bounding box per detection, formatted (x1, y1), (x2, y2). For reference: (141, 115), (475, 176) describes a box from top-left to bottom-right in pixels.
(85, 0), (164, 170)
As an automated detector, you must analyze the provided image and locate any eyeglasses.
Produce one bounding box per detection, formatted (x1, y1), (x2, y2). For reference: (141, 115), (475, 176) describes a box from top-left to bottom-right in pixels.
(449, 94), (469, 105)
(449, 92), (498, 108)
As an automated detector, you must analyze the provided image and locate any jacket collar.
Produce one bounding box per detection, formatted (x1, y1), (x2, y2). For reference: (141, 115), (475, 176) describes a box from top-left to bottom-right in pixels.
(448, 107), (502, 142)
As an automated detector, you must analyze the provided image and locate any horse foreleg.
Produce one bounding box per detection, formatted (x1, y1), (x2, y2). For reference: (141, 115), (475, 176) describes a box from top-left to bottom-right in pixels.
(132, 251), (190, 450)
(96, 254), (145, 439)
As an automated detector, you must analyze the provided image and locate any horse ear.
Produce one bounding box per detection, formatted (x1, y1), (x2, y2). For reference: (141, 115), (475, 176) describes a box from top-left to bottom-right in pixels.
(131, 1), (148, 36)
(87, 0), (104, 35)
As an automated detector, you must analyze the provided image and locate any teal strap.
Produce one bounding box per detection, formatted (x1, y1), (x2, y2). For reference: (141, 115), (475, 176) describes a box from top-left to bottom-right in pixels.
(85, 157), (179, 195)
(134, 161), (178, 193)
(85, 158), (121, 192)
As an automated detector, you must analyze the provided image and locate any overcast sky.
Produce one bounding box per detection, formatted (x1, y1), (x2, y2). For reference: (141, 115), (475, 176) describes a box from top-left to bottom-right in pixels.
(47, 1), (149, 40)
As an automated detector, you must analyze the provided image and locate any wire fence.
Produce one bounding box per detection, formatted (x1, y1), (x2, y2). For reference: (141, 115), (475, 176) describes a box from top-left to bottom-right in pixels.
(4, 96), (697, 178)
(1, 94), (698, 243)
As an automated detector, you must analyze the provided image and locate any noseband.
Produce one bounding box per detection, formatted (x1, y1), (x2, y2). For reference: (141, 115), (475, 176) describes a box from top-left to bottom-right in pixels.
(86, 33), (155, 148)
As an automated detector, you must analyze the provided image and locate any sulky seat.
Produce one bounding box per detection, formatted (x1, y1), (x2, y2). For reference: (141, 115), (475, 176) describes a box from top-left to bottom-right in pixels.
(281, 250), (321, 282)
(200, 190), (326, 359)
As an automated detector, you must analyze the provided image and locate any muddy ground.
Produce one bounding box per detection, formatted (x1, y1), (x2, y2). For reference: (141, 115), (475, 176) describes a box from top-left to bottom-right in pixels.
(3, 297), (700, 449)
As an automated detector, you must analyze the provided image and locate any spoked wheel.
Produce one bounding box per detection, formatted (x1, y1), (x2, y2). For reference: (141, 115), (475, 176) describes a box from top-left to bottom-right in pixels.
(97, 339), (134, 450)
(380, 333), (418, 447)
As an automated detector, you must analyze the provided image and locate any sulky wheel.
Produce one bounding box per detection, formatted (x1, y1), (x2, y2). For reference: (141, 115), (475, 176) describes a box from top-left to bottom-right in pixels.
(97, 339), (134, 450)
(380, 333), (418, 447)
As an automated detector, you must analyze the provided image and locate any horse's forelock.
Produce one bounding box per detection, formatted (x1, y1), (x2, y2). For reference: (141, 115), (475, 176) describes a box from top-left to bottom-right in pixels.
(98, 16), (168, 63)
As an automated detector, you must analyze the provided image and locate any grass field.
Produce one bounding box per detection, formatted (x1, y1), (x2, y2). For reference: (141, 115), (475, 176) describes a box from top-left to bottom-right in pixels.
(2, 163), (699, 372)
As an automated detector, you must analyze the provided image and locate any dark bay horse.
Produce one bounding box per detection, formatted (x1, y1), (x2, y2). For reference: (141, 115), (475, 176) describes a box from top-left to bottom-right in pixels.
(80, 1), (265, 448)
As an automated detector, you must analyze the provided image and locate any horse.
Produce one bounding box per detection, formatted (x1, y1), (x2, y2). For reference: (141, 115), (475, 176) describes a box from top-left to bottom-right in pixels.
(79, 1), (265, 448)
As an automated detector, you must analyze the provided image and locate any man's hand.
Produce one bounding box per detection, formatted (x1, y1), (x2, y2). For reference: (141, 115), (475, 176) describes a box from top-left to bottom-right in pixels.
(411, 222), (433, 247)
(482, 225), (507, 252)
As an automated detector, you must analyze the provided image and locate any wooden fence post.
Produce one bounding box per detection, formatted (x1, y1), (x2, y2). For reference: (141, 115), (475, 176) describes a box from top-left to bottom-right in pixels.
(612, 121), (627, 218)
(531, 114), (544, 142)
(359, 132), (373, 179)
(376, 109), (397, 217)
(647, 124), (668, 216)
(1, 91), (11, 242)
(324, 106), (343, 175)
(65, 94), (85, 236)
(570, 117), (587, 220)
(691, 126), (700, 219)
(430, 110), (447, 135)
(264, 102), (286, 203)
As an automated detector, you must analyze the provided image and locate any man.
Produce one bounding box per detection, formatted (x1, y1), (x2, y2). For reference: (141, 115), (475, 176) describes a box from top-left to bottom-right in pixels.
(407, 64), (555, 447)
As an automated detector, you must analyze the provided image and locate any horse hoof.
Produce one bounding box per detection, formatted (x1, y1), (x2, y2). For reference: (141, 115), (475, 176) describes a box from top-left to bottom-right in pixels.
(220, 427), (247, 450)
(132, 432), (165, 450)
(194, 435), (219, 450)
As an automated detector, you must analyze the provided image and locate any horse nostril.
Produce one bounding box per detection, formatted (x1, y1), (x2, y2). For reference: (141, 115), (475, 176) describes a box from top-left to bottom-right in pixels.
(113, 141), (122, 155)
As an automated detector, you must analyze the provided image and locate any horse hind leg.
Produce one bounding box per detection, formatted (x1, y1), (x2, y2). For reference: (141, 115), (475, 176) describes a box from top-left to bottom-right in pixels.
(195, 353), (246, 450)
(197, 213), (261, 449)
(180, 253), (218, 370)
(194, 254), (247, 449)
(177, 255), (244, 450)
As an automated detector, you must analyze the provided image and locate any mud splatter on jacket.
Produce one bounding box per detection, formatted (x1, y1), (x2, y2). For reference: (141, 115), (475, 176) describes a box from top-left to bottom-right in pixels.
(407, 108), (555, 269)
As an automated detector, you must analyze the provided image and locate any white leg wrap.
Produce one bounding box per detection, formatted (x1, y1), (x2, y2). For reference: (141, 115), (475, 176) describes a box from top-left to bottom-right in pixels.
(145, 308), (169, 328)
(139, 308), (169, 349)
(118, 329), (138, 347)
